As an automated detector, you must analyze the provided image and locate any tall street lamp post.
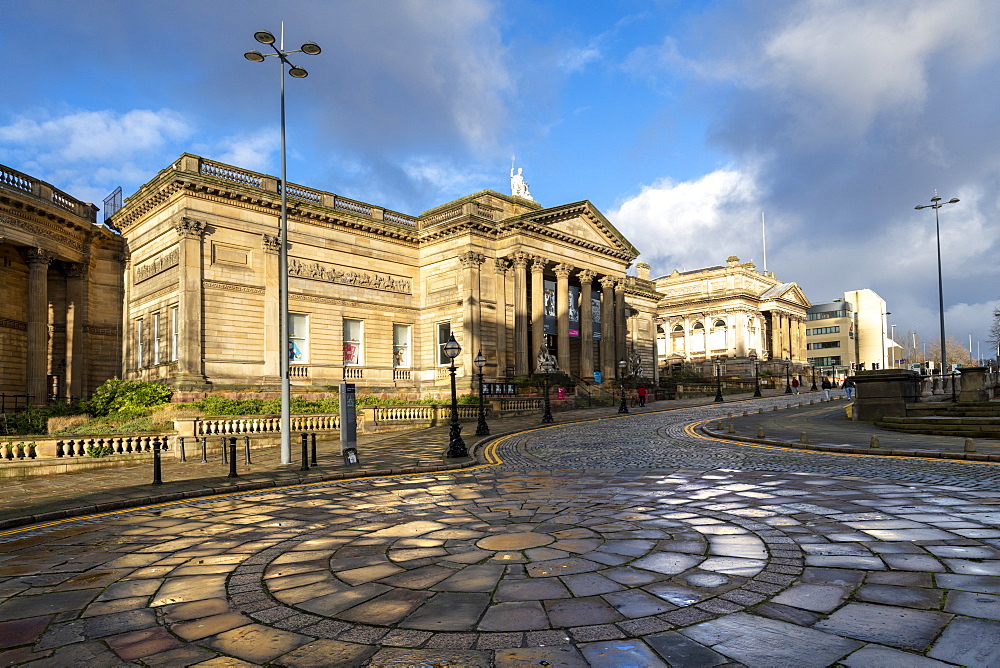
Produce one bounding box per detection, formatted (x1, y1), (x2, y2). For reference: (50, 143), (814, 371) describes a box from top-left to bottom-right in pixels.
(714, 356), (725, 403)
(784, 362), (792, 394)
(749, 350), (762, 398)
(244, 27), (321, 465)
(443, 334), (467, 458)
(474, 350), (489, 436)
(618, 359), (629, 414)
(915, 194), (959, 382)
(539, 345), (556, 423)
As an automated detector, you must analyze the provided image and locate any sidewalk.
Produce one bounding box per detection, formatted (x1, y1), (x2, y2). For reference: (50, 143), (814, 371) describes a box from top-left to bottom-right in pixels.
(702, 391), (1000, 460)
(4, 389), (996, 532)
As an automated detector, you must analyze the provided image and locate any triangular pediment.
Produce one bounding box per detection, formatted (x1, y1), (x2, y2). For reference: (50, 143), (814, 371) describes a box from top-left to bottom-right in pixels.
(518, 201), (638, 258)
(760, 282), (811, 308)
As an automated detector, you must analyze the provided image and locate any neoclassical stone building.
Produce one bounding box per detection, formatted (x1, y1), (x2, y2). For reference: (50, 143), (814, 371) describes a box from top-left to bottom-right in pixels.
(110, 154), (659, 395)
(0, 164), (123, 405)
(653, 256), (811, 372)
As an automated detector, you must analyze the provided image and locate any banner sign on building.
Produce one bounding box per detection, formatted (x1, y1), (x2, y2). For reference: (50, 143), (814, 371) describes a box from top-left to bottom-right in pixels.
(592, 296), (602, 340)
(543, 280), (557, 335)
(568, 286), (580, 337)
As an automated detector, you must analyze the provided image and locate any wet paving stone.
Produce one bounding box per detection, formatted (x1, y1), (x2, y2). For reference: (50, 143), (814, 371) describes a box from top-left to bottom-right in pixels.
(813, 602), (953, 650)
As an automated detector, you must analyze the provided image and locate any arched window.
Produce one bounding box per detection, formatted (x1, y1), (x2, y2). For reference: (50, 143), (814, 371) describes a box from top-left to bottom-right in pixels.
(691, 322), (706, 352)
(670, 323), (685, 353)
(711, 318), (727, 350)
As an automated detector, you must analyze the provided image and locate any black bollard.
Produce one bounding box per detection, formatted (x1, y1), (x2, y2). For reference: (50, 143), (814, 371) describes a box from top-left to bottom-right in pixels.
(152, 436), (163, 486)
(300, 432), (309, 471)
(244, 435), (252, 465)
(200, 436), (208, 463)
(221, 436), (228, 465)
(228, 437), (238, 478)
(310, 433), (317, 466)
(178, 436), (186, 463)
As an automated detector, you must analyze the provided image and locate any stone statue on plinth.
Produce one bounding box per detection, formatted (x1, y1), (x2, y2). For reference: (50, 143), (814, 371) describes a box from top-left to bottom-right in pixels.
(510, 157), (534, 201)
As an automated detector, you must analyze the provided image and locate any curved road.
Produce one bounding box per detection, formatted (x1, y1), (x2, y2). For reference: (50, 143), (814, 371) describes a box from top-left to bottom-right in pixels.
(2, 396), (1000, 667)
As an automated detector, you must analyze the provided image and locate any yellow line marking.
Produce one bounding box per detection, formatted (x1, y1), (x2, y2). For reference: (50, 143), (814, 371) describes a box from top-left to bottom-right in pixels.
(685, 418), (1000, 466)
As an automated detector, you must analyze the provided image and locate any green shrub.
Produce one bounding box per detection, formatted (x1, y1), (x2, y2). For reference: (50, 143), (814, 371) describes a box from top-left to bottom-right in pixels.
(87, 379), (172, 416)
(4, 402), (88, 435)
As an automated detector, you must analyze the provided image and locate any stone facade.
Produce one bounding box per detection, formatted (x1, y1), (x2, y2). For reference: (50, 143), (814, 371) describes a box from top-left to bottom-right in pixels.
(0, 164), (123, 405)
(109, 154), (656, 396)
(653, 256), (811, 374)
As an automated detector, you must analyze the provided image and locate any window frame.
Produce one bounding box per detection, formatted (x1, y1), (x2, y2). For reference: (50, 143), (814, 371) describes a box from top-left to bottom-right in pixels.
(393, 323), (411, 368)
(343, 318), (363, 366)
(289, 312), (309, 364)
(437, 322), (453, 365)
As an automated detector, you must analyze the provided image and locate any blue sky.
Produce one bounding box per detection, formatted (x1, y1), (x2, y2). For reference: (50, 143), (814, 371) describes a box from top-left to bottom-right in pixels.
(3, 0), (1000, 361)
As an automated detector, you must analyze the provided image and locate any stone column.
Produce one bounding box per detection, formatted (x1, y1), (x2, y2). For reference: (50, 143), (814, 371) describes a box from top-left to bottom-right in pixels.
(599, 276), (616, 381)
(121, 252), (132, 375)
(512, 253), (529, 375)
(26, 248), (52, 405)
(64, 261), (89, 400)
(578, 269), (596, 381)
(175, 218), (207, 386)
(494, 258), (510, 377)
(615, 279), (628, 369)
(530, 256), (546, 371)
(459, 251), (486, 378)
(554, 263), (572, 373)
(261, 234), (281, 383)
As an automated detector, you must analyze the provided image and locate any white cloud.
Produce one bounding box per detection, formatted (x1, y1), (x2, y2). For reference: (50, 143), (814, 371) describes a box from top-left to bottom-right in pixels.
(609, 167), (764, 277)
(560, 46), (601, 73)
(401, 157), (493, 200)
(207, 130), (279, 174)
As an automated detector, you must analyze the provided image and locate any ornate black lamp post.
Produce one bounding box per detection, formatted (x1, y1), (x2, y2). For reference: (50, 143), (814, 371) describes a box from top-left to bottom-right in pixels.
(539, 345), (556, 423)
(784, 362), (792, 394)
(618, 359), (629, 413)
(714, 356), (725, 403)
(474, 350), (489, 436)
(443, 334), (467, 458)
(810, 364), (818, 391)
(749, 350), (762, 398)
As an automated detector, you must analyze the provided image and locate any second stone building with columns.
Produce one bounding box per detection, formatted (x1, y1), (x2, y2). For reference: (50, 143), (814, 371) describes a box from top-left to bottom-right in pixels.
(109, 154), (659, 396)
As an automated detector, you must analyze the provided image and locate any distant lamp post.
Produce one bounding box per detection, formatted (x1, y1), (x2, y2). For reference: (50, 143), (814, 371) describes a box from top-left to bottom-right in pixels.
(474, 350), (489, 436)
(784, 362), (792, 394)
(714, 356), (725, 403)
(539, 345), (556, 423)
(618, 359), (629, 414)
(244, 27), (321, 465)
(915, 193), (959, 380)
(443, 334), (467, 458)
(749, 350), (762, 398)
(810, 365), (818, 392)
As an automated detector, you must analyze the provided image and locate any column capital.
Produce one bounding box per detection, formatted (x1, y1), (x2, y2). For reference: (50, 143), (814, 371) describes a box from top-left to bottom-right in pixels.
(530, 256), (547, 274)
(599, 275), (616, 289)
(175, 217), (207, 239)
(25, 248), (53, 267)
(64, 262), (87, 279)
(511, 252), (530, 269)
(554, 263), (573, 278)
(459, 251), (486, 269)
(577, 268), (596, 283)
(494, 257), (511, 274)
(262, 234), (281, 254)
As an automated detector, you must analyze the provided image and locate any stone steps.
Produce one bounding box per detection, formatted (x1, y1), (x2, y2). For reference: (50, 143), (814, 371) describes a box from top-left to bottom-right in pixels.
(877, 415), (1000, 439)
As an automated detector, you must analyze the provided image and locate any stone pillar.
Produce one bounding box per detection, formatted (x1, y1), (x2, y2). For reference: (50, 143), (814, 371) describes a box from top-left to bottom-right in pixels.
(121, 252), (132, 375)
(494, 258), (510, 377)
(175, 218), (207, 386)
(530, 256), (546, 371)
(615, 279), (628, 370)
(261, 234), (281, 383)
(554, 263), (572, 373)
(459, 251), (486, 377)
(578, 269), (595, 381)
(599, 276), (616, 381)
(512, 253), (529, 375)
(64, 261), (89, 400)
(26, 248), (52, 405)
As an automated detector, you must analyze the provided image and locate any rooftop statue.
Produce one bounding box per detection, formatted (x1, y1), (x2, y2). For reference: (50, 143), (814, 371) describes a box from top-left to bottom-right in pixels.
(510, 157), (534, 201)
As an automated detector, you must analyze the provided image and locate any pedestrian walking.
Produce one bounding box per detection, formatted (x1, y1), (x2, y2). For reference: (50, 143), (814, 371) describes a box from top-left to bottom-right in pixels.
(821, 377), (832, 400)
(844, 377), (855, 401)
(637, 386), (647, 407)
(791, 377), (800, 394)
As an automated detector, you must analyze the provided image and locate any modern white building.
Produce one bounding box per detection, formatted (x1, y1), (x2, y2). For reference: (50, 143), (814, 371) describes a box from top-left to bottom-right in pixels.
(805, 288), (898, 377)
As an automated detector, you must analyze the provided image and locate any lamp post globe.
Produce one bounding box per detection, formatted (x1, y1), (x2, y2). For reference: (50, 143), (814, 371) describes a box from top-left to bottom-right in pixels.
(474, 350), (489, 436)
(243, 25), (321, 465)
(443, 334), (467, 458)
(618, 359), (629, 414)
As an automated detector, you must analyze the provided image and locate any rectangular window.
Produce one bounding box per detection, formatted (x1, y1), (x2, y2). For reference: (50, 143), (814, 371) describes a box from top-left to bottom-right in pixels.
(807, 310), (851, 321)
(343, 318), (362, 365)
(152, 313), (161, 365)
(807, 341), (841, 350)
(808, 356), (843, 367)
(136, 318), (144, 368)
(437, 322), (452, 365)
(806, 326), (840, 336)
(289, 313), (309, 363)
(170, 306), (179, 362)
(393, 324), (411, 368)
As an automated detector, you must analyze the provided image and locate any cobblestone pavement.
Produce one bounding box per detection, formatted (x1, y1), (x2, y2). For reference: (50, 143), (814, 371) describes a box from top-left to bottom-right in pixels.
(3, 396), (1000, 666)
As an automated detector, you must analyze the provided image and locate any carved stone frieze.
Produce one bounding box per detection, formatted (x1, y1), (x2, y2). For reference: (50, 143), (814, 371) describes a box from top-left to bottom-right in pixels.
(287, 258), (411, 294)
(135, 248), (180, 283)
(0, 214), (86, 253)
